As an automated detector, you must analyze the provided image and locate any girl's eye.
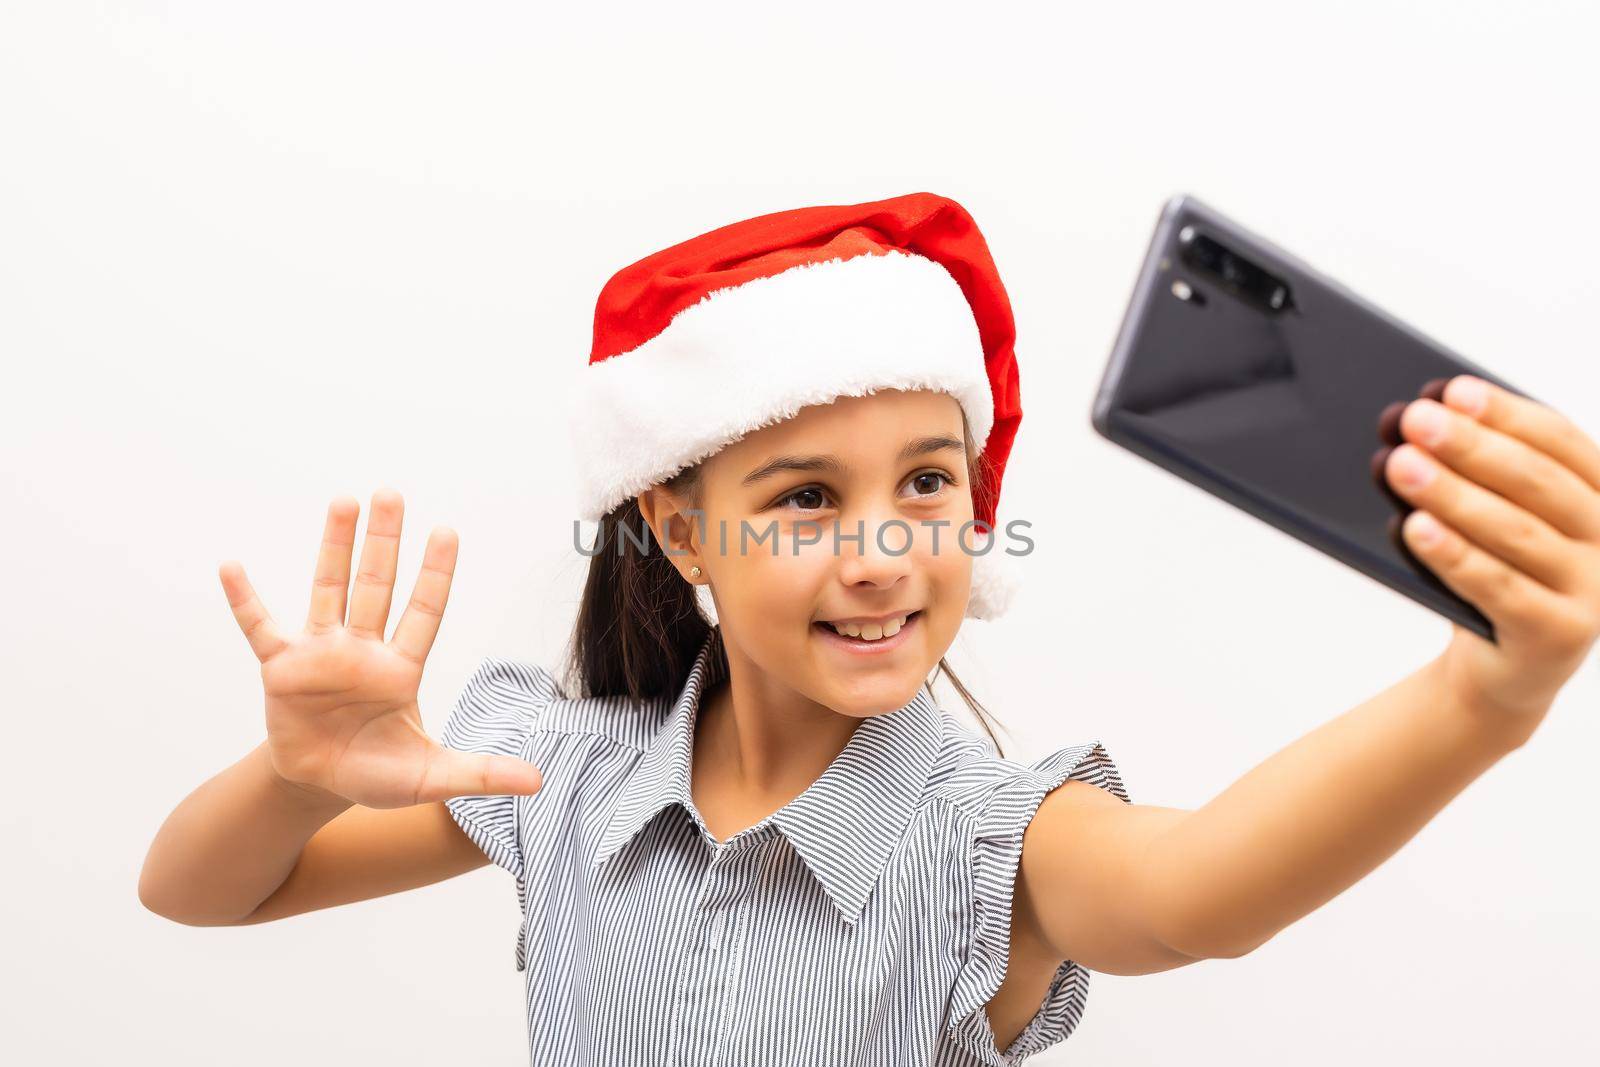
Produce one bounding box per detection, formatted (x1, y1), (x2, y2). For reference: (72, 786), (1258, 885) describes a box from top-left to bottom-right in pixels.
(906, 471), (954, 498)
(776, 485), (832, 511)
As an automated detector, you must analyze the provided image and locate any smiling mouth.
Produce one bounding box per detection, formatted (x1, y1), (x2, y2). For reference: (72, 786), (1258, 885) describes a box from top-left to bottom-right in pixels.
(812, 610), (922, 645)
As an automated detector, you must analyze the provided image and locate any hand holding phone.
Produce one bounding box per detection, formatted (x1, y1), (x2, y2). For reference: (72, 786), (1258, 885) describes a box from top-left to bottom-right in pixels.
(1091, 195), (1597, 671)
(1370, 370), (1600, 724)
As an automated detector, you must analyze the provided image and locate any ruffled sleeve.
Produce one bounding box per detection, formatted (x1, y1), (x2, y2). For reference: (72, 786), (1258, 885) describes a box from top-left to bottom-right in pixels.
(436, 656), (561, 883)
(946, 741), (1131, 1066)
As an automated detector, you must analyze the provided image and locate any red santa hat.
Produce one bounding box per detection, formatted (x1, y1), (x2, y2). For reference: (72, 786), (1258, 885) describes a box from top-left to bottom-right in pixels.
(570, 191), (1024, 620)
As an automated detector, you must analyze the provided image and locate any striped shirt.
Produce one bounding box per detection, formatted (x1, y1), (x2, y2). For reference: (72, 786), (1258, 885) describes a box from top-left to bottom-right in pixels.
(439, 623), (1129, 1066)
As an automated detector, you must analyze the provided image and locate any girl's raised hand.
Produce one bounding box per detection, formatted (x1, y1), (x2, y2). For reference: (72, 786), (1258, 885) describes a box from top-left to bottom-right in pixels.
(218, 490), (543, 810)
(1378, 376), (1600, 734)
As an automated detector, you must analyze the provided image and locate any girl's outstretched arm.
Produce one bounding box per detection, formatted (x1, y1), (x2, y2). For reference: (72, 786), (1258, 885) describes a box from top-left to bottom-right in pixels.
(1018, 655), (1534, 975)
(1015, 375), (1600, 975)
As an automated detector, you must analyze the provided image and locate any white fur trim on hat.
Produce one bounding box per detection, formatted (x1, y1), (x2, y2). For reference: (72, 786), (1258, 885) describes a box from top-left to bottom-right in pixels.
(569, 249), (994, 522)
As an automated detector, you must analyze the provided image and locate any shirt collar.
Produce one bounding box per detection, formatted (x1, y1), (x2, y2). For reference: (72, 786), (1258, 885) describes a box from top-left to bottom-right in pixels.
(591, 623), (943, 925)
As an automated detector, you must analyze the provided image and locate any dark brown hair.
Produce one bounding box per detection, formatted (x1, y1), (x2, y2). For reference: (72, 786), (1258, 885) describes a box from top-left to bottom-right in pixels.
(559, 409), (1009, 757)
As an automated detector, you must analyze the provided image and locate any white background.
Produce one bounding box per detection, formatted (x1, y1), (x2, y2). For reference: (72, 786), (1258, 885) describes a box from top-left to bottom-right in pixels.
(4, 2), (1596, 1063)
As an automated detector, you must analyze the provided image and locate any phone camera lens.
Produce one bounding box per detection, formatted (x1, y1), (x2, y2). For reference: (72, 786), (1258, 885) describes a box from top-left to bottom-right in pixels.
(1176, 230), (1292, 313)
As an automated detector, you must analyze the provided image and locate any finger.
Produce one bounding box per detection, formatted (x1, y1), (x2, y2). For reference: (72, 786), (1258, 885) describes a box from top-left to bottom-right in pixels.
(1398, 397), (1600, 543)
(1376, 378), (1450, 448)
(347, 489), (404, 640)
(307, 497), (360, 633)
(1377, 400), (1408, 447)
(1385, 442), (1580, 595)
(1397, 508), (1575, 636)
(417, 748), (543, 805)
(389, 527), (460, 666)
(1370, 444), (1409, 511)
(1441, 375), (1600, 498)
(219, 560), (289, 662)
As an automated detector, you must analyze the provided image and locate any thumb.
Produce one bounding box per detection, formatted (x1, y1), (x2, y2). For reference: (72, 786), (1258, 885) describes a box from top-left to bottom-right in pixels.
(421, 747), (544, 804)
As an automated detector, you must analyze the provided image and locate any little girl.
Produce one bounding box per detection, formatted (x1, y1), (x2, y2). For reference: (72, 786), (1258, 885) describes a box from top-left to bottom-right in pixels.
(140, 193), (1600, 1066)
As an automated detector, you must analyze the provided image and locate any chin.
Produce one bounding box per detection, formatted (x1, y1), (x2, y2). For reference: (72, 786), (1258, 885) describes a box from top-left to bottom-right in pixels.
(817, 674), (928, 719)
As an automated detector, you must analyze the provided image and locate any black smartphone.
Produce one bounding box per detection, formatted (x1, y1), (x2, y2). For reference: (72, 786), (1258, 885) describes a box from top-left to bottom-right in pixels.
(1091, 193), (1545, 644)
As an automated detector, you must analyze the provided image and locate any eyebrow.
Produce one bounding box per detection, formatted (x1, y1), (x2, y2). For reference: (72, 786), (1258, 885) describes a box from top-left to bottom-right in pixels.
(740, 434), (966, 487)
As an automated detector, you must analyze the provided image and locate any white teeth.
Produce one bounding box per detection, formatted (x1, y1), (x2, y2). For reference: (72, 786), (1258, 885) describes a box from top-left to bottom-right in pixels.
(827, 615), (908, 641)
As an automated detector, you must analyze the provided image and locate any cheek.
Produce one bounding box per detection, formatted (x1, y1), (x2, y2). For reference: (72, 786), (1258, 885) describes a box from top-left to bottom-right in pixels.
(919, 524), (974, 582)
(719, 538), (832, 610)
(916, 528), (974, 634)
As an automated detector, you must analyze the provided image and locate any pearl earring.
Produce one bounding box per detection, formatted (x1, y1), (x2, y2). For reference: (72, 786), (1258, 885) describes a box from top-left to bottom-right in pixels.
(689, 565), (701, 579)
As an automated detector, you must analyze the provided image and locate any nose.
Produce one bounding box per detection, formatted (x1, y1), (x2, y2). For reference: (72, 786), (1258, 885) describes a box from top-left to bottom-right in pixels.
(833, 511), (916, 592)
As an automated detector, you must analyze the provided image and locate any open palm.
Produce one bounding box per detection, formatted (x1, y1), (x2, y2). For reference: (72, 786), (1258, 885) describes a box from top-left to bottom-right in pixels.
(218, 489), (542, 809)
